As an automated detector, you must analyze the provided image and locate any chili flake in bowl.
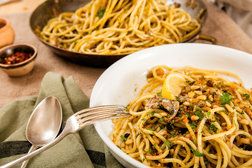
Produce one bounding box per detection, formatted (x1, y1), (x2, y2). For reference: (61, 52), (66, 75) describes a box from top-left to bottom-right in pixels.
(0, 43), (37, 77)
(1, 51), (32, 65)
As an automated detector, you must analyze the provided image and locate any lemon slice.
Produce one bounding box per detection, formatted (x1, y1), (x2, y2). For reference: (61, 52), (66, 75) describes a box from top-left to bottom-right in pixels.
(161, 73), (186, 100)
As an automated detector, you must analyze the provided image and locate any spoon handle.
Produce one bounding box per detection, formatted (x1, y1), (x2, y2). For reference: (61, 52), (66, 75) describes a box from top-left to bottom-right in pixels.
(20, 145), (37, 168)
(0, 130), (70, 168)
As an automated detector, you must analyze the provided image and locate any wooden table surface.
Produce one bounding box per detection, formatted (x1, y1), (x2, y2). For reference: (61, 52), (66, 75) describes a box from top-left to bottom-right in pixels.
(0, 0), (44, 15)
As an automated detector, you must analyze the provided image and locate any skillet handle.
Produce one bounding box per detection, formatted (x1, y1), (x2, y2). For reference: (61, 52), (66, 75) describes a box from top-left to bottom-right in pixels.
(194, 8), (217, 44)
(192, 34), (217, 44)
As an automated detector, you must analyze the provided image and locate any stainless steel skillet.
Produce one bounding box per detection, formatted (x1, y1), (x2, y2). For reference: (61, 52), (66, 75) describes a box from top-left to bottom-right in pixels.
(30, 0), (216, 67)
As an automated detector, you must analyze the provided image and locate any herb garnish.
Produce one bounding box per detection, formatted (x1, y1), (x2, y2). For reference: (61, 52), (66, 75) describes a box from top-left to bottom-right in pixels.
(165, 140), (171, 149)
(185, 113), (191, 118)
(125, 104), (130, 110)
(157, 91), (162, 97)
(220, 92), (233, 105)
(191, 148), (205, 157)
(206, 111), (211, 117)
(150, 111), (156, 115)
(242, 94), (250, 100)
(209, 124), (218, 133)
(195, 110), (204, 120)
(120, 135), (126, 142)
(189, 123), (198, 130)
(160, 117), (165, 122)
(98, 9), (105, 18)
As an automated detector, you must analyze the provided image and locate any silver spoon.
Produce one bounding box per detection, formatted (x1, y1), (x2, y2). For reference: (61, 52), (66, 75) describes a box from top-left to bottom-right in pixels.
(20, 96), (62, 168)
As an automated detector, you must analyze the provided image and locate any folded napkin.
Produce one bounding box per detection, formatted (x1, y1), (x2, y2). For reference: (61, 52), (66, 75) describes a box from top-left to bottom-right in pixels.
(211, 0), (252, 38)
(0, 72), (123, 168)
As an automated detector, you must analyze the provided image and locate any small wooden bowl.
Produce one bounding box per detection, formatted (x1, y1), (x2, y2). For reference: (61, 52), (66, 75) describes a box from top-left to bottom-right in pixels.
(0, 44), (37, 77)
(0, 17), (15, 48)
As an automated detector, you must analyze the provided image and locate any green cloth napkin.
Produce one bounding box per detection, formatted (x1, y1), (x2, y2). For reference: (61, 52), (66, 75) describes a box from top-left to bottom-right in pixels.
(0, 72), (123, 168)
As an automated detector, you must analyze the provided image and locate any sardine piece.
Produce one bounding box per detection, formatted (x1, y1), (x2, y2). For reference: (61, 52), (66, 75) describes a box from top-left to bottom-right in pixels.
(144, 96), (179, 120)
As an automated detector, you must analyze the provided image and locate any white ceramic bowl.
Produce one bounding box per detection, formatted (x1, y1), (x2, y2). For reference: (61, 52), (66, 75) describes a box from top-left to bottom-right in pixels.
(90, 43), (252, 168)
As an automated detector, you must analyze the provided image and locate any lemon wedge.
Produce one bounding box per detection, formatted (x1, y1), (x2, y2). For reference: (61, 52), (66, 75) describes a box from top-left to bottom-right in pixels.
(161, 73), (186, 100)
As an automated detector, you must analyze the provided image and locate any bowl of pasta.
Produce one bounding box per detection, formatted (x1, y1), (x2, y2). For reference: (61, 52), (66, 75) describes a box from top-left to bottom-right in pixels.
(90, 43), (252, 168)
(29, 0), (215, 67)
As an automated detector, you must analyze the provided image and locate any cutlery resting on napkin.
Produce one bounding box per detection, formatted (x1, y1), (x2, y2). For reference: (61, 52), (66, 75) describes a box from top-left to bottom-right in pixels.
(0, 72), (122, 168)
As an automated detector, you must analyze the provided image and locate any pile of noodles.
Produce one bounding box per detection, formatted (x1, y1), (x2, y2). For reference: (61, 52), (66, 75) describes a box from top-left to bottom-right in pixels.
(111, 66), (252, 168)
(40, 0), (200, 55)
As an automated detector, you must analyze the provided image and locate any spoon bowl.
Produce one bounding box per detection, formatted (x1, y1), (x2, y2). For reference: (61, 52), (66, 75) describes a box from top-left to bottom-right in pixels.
(26, 96), (62, 145)
(21, 96), (62, 168)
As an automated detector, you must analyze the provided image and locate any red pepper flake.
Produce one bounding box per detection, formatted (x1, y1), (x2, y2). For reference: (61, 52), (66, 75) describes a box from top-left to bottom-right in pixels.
(0, 51), (32, 65)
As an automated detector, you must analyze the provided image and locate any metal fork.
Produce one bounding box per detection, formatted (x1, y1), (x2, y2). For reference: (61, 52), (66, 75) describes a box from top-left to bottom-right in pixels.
(0, 105), (129, 168)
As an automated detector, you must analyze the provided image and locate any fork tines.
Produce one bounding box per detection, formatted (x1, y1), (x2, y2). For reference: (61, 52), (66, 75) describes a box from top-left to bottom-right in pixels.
(74, 105), (130, 127)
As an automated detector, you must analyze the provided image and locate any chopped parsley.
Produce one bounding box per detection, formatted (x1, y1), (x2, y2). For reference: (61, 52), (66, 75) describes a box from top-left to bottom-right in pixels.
(141, 118), (146, 121)
(157, 91), (162, 97)
(165, 140), (171, 149)
(125, 104), (130, 110)
(191, 148), (205, 157)
(150, 111), (156, 115)
(185, 113), (191, 118)
(189, 123), (198, 130)
(209, 124), (218, 133)
(98, 9), (105, 18)
(195, 110), (204, 120)
(160, 117), (165, 122)
(242, 94), (250, 100)
(120, 135), (126, 142)
(206, 111), (211, 117)
(142, 157), (145, 161)
(151, 132), (156, 136)
(220, 92), (233, 105)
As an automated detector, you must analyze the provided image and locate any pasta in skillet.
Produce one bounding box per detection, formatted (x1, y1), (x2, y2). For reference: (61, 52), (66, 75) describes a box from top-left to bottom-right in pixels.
(40, 0), (200, 55)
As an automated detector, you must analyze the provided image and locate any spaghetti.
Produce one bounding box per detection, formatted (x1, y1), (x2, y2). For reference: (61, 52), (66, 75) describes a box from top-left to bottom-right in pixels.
(111, 65), (252, 168)
(40, 0), (200, 55)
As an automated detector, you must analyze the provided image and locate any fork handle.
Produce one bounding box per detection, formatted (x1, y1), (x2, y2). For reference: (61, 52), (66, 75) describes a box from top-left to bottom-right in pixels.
(0, 130), (70, 168)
